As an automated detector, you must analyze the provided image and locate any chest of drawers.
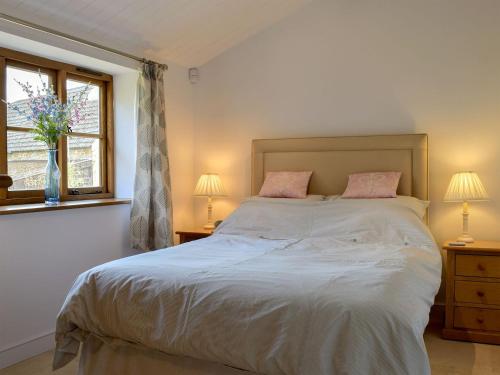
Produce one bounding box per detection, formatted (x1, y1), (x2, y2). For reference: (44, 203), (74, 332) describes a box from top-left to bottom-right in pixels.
(442, 241), (500, 344)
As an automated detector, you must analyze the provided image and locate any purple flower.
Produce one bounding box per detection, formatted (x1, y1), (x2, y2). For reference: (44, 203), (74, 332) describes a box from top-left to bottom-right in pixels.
(2, 71), (91, 148)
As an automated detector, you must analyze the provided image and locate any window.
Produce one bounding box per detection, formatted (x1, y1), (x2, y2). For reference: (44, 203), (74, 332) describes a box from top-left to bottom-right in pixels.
(66, 78), (105, 194)
(0, 48), (114, 204)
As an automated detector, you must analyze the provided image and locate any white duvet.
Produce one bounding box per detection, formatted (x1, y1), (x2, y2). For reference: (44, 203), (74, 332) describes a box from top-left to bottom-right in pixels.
(54, 198), (441, 375)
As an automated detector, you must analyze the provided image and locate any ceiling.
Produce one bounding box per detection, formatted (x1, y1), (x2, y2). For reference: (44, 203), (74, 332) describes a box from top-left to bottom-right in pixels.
(0, 0), (312, 67)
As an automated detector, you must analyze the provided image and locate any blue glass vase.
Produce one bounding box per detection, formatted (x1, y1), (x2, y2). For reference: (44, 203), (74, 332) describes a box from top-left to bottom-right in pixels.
(45, 149), (60, 205)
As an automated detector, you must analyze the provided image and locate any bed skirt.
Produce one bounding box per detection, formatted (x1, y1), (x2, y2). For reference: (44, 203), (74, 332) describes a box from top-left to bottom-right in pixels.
(78, 334), (258, 375)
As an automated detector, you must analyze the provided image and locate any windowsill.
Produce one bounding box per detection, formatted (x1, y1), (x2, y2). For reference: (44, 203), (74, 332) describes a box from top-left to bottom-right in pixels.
(0, 198), (131, 216)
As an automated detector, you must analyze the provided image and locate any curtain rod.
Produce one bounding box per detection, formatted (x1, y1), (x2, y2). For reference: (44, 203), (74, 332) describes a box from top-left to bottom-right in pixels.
(0, 12), (168, 70)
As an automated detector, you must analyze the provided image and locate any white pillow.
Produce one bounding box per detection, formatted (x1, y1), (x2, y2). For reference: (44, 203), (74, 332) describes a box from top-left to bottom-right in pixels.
(329, 195), (429, 220)
(246, 194), (325, 203)
(325, 195), (340, 201)
(395, 195), (430, 220)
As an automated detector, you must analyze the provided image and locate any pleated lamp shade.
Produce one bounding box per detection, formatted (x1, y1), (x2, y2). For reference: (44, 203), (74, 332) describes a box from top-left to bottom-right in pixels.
(444, 172), (489, 202)
(193, 173), (226, 197)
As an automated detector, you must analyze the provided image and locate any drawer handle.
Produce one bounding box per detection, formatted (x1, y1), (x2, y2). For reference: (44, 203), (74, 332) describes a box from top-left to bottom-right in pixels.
(477, 317), (485, 324)
(477, 264), (486, 271)
(477, 291), (485, 297)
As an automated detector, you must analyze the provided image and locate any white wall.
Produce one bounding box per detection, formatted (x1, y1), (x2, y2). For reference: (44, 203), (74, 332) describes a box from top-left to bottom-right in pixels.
(114, 71), (139, 198)
(193, 0), (500, 239)
(0, 30), (195, 368)
(165, 63), (196, 234)
(0, 205), (134, 368)
(193, 0), (500, 299)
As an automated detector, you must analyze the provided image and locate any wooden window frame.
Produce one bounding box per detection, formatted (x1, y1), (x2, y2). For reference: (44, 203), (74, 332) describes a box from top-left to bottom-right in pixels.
(0, 47), (114, 205)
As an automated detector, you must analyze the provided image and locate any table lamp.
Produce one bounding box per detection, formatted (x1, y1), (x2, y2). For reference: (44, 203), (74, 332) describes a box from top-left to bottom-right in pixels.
(444, 171), (488, 243)
(194, 173), (226, 229)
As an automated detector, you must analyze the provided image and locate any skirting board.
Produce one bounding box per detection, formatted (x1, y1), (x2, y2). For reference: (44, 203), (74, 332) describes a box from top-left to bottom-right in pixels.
(0, 331), (54, 369)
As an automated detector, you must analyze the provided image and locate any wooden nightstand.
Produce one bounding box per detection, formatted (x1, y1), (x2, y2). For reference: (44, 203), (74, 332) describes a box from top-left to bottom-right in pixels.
(442, 240), (500, 344)
(176, 229), (212, 244)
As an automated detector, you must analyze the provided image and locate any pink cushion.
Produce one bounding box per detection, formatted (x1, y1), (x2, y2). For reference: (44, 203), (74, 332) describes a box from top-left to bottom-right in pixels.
(258, 171), (313, 198)
(342, 172), (401, 199)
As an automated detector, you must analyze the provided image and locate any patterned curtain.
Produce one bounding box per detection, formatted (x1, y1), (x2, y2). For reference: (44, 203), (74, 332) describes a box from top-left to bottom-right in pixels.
(130, 62), (173, 251)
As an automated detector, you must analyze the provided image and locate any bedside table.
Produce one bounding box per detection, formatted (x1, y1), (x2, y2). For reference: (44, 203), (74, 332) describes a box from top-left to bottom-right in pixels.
(176, 229), (212, 244)
(442, 240), (500, 344)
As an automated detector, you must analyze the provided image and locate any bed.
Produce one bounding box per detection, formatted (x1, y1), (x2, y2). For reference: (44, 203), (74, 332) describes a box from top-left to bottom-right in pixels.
(53, 134), (441, 375)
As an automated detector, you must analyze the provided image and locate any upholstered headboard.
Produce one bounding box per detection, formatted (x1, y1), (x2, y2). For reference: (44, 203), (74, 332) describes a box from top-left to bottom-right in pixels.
(251, 134), (428, 200)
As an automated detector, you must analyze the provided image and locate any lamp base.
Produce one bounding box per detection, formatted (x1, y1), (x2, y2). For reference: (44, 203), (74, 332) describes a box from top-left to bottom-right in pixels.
(457, 234), (474, 243)
(203, 223), (215, 230)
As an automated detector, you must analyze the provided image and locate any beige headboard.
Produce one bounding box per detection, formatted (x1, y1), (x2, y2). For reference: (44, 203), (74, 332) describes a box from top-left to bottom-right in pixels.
(251, 134), (428, 200)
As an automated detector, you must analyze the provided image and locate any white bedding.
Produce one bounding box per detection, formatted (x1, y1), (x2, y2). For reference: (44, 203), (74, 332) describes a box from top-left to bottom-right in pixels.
(54, 199), (441, 375)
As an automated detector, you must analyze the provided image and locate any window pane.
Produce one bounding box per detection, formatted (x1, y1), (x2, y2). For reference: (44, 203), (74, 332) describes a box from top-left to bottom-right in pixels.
(7, 66), (50, 129)
(68, 137), (101, 188)
(66, 79), (100, 134)
(7, 131), (48, 191)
